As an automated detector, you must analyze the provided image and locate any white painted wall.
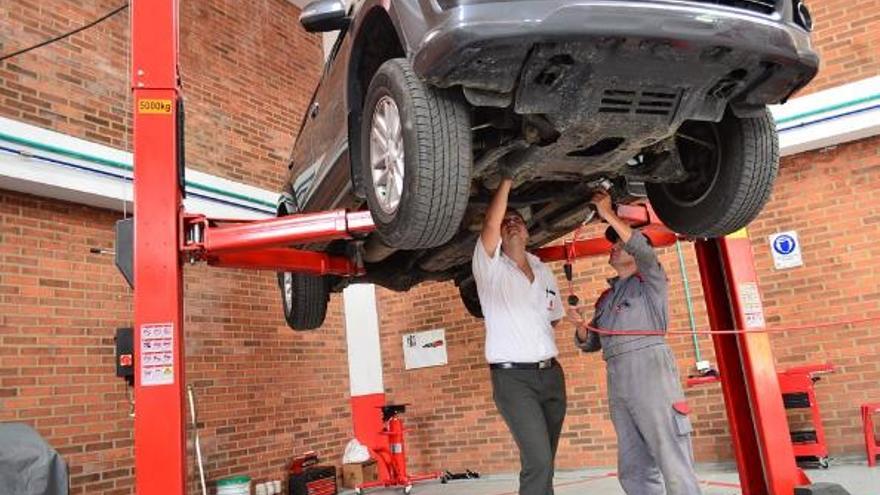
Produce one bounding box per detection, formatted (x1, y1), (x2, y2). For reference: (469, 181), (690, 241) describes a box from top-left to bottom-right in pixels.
(770, 76), (880, 156)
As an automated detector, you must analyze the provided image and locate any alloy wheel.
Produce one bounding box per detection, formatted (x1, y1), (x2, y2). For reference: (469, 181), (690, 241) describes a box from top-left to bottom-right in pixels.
(370, 95), (405, 215)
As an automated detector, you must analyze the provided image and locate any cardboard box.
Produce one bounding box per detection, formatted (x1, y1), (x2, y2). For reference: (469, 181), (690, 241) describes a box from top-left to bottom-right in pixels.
(341, 460), (378, 488)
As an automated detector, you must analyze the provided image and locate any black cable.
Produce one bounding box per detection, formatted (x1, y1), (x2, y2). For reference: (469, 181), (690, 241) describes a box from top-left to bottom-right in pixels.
(0, 3), (129, 64)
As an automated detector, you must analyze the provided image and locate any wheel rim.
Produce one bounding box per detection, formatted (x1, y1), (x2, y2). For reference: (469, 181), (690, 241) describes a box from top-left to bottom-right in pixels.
(661, 121), (722, 207)
(370, 95), (405, 215)
(283, 272), (293, 311)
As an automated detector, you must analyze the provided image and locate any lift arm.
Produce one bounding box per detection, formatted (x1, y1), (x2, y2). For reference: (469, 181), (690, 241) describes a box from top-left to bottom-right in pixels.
(533, 203), (677, 263)
(182, 210), (374, 276)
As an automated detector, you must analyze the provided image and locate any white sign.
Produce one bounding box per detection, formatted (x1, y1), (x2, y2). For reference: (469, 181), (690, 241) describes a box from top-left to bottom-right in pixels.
(140, 323), (175, 386)
(738, 282), (766, 329)
(402, 329), (447, 370)
(769, 231), (803, 269)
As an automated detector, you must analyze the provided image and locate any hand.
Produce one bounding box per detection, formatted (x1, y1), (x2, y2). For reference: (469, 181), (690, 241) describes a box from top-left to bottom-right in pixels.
(589, 190), (614, 218)
(499, 162), (519, 180)
(565, 307), (587, 329)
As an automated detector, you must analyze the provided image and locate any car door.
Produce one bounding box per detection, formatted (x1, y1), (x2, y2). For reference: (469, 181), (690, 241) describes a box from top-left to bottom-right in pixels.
(299, 23), (356, 212)
(287, 84), (320, 211)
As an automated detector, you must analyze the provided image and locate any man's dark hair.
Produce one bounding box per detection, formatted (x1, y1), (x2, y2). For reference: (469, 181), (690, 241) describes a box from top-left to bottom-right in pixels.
(604, 225), (620, 244)
(504, 208), (525, 222)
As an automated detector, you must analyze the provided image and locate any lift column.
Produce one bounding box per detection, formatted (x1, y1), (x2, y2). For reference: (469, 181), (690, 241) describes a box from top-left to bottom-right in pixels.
(131, 1), (186, 494)
(695, 232), (805, 495)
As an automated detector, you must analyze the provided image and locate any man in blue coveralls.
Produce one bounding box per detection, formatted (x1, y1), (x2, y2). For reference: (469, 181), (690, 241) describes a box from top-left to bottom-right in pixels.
(568, 190), (702, 495)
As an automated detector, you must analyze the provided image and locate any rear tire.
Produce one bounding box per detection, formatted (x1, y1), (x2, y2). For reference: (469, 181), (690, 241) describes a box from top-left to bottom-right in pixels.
(360, 58), (472, 249)
(646, 108), (778, 238)
(277, 271), (328, 331)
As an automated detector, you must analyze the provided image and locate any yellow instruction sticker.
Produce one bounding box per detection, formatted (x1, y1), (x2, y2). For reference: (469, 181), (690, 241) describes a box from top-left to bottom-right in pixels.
(138, 99), (173, 114)
(726, 228), (749, 239)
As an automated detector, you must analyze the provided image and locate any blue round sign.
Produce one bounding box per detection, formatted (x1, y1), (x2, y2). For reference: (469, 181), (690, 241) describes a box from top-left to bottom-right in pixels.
(773, 234), (797, 255)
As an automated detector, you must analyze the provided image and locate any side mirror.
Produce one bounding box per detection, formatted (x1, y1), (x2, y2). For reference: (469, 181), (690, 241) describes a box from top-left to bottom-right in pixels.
(300, 0), (350, 33)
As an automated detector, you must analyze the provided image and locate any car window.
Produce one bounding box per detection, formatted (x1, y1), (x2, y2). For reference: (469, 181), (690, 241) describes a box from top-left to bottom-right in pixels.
(324, 1), (356, 69)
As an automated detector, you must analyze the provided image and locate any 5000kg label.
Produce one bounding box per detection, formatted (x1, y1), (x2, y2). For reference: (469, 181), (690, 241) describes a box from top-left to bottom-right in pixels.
(138, 99), (173, 114)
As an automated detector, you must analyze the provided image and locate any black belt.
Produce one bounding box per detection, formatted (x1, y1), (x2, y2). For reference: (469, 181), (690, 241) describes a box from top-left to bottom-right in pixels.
(489, 358), (557, 370)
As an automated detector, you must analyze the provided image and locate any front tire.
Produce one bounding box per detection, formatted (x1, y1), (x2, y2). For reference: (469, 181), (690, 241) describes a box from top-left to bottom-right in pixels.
(646, 108), (778, 238)
(277, 271), (328, 331)
(360, 58), (472, 249)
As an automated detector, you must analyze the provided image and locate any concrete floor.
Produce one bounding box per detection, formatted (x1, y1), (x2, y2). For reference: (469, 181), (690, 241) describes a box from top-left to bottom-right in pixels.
(341, 459), (879, 495)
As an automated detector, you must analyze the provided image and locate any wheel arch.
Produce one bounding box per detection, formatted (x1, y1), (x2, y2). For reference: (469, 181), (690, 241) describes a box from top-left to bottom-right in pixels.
(347, 5), (407, 197)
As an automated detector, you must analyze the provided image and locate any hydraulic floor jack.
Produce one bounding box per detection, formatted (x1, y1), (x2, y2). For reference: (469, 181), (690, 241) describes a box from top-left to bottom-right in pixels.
(355, 405), (442, 495)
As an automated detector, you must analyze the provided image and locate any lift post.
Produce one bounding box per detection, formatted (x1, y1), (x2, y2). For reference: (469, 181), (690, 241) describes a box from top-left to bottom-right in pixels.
(696, 235), (810, 494)
(130, 0), (185, 493)
(132, 1), (812, 494)
(130, 2), (373, 493)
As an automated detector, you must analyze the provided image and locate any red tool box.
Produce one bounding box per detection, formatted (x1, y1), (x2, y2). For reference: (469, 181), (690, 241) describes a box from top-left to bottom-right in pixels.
(778, 363), (835, 468)
(289, 452), (337, 495)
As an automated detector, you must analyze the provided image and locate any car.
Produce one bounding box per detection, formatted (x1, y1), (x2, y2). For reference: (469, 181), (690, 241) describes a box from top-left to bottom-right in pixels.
(277, 0), (819, 329)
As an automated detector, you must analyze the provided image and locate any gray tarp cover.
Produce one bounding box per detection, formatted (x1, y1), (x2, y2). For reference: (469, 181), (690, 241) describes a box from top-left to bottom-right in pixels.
(0, 423), (68, 495)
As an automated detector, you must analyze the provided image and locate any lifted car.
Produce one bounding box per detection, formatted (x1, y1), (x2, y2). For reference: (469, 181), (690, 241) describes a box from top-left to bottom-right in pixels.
(277, 0), (818, 329)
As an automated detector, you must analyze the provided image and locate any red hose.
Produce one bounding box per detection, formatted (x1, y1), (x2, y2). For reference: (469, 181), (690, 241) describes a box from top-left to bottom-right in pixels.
(579, 314), (880, 336)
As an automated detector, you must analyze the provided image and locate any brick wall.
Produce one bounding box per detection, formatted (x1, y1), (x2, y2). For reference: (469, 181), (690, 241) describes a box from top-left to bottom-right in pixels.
(375, 135), (880, 474)
(805, 0), (880, 93)
(0, 189), (354, 494)
(0, 0), (322, 190)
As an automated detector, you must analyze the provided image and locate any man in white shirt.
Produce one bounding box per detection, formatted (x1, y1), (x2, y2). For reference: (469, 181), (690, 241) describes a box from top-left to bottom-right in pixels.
(472, 176), (566, 495)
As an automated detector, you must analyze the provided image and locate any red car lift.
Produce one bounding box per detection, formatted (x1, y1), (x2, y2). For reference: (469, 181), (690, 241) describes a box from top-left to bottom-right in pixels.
(131, 1), (832, 494)
(862, 402), (880, 467)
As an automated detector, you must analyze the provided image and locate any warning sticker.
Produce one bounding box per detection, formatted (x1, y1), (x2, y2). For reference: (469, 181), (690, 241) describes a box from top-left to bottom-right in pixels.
(738, 283), (765, 329)
(140, 323), (175, 386)
(137, 98), (173, 114)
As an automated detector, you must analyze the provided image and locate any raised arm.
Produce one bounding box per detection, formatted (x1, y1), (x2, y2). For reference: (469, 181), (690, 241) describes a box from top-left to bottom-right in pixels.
(480, 178), (513, 256)
(590, 190), (633, 244)
(591, 191), (665, 291)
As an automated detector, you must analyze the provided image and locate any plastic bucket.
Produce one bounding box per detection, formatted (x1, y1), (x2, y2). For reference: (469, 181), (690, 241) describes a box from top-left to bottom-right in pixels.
(217, 475), (251, 495)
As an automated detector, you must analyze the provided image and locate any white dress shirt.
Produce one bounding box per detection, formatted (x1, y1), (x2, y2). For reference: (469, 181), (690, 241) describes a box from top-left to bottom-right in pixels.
(472, 239), (565, 363)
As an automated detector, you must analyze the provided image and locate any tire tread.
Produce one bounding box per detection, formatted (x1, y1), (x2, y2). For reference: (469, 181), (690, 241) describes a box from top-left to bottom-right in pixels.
(647, 108), (779, 238)
(278, 272), (328, 331)
(364, 59), (471, 249)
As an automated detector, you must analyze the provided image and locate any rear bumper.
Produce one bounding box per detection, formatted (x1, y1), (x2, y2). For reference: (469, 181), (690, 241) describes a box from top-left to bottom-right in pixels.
(413, 0), (818, 107)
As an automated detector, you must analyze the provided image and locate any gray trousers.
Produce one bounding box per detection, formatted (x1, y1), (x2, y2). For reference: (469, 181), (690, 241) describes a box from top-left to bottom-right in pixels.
(607, 345), (702, 495)
(491, 363), (567, 495)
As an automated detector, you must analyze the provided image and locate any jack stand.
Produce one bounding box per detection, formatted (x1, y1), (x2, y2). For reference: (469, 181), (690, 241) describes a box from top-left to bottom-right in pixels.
(356, 405), (442, 495)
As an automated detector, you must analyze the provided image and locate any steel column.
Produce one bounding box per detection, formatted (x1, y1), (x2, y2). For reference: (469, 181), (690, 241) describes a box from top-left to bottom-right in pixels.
(131, 1), (185, 494)
(695, 233), (805, 494)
